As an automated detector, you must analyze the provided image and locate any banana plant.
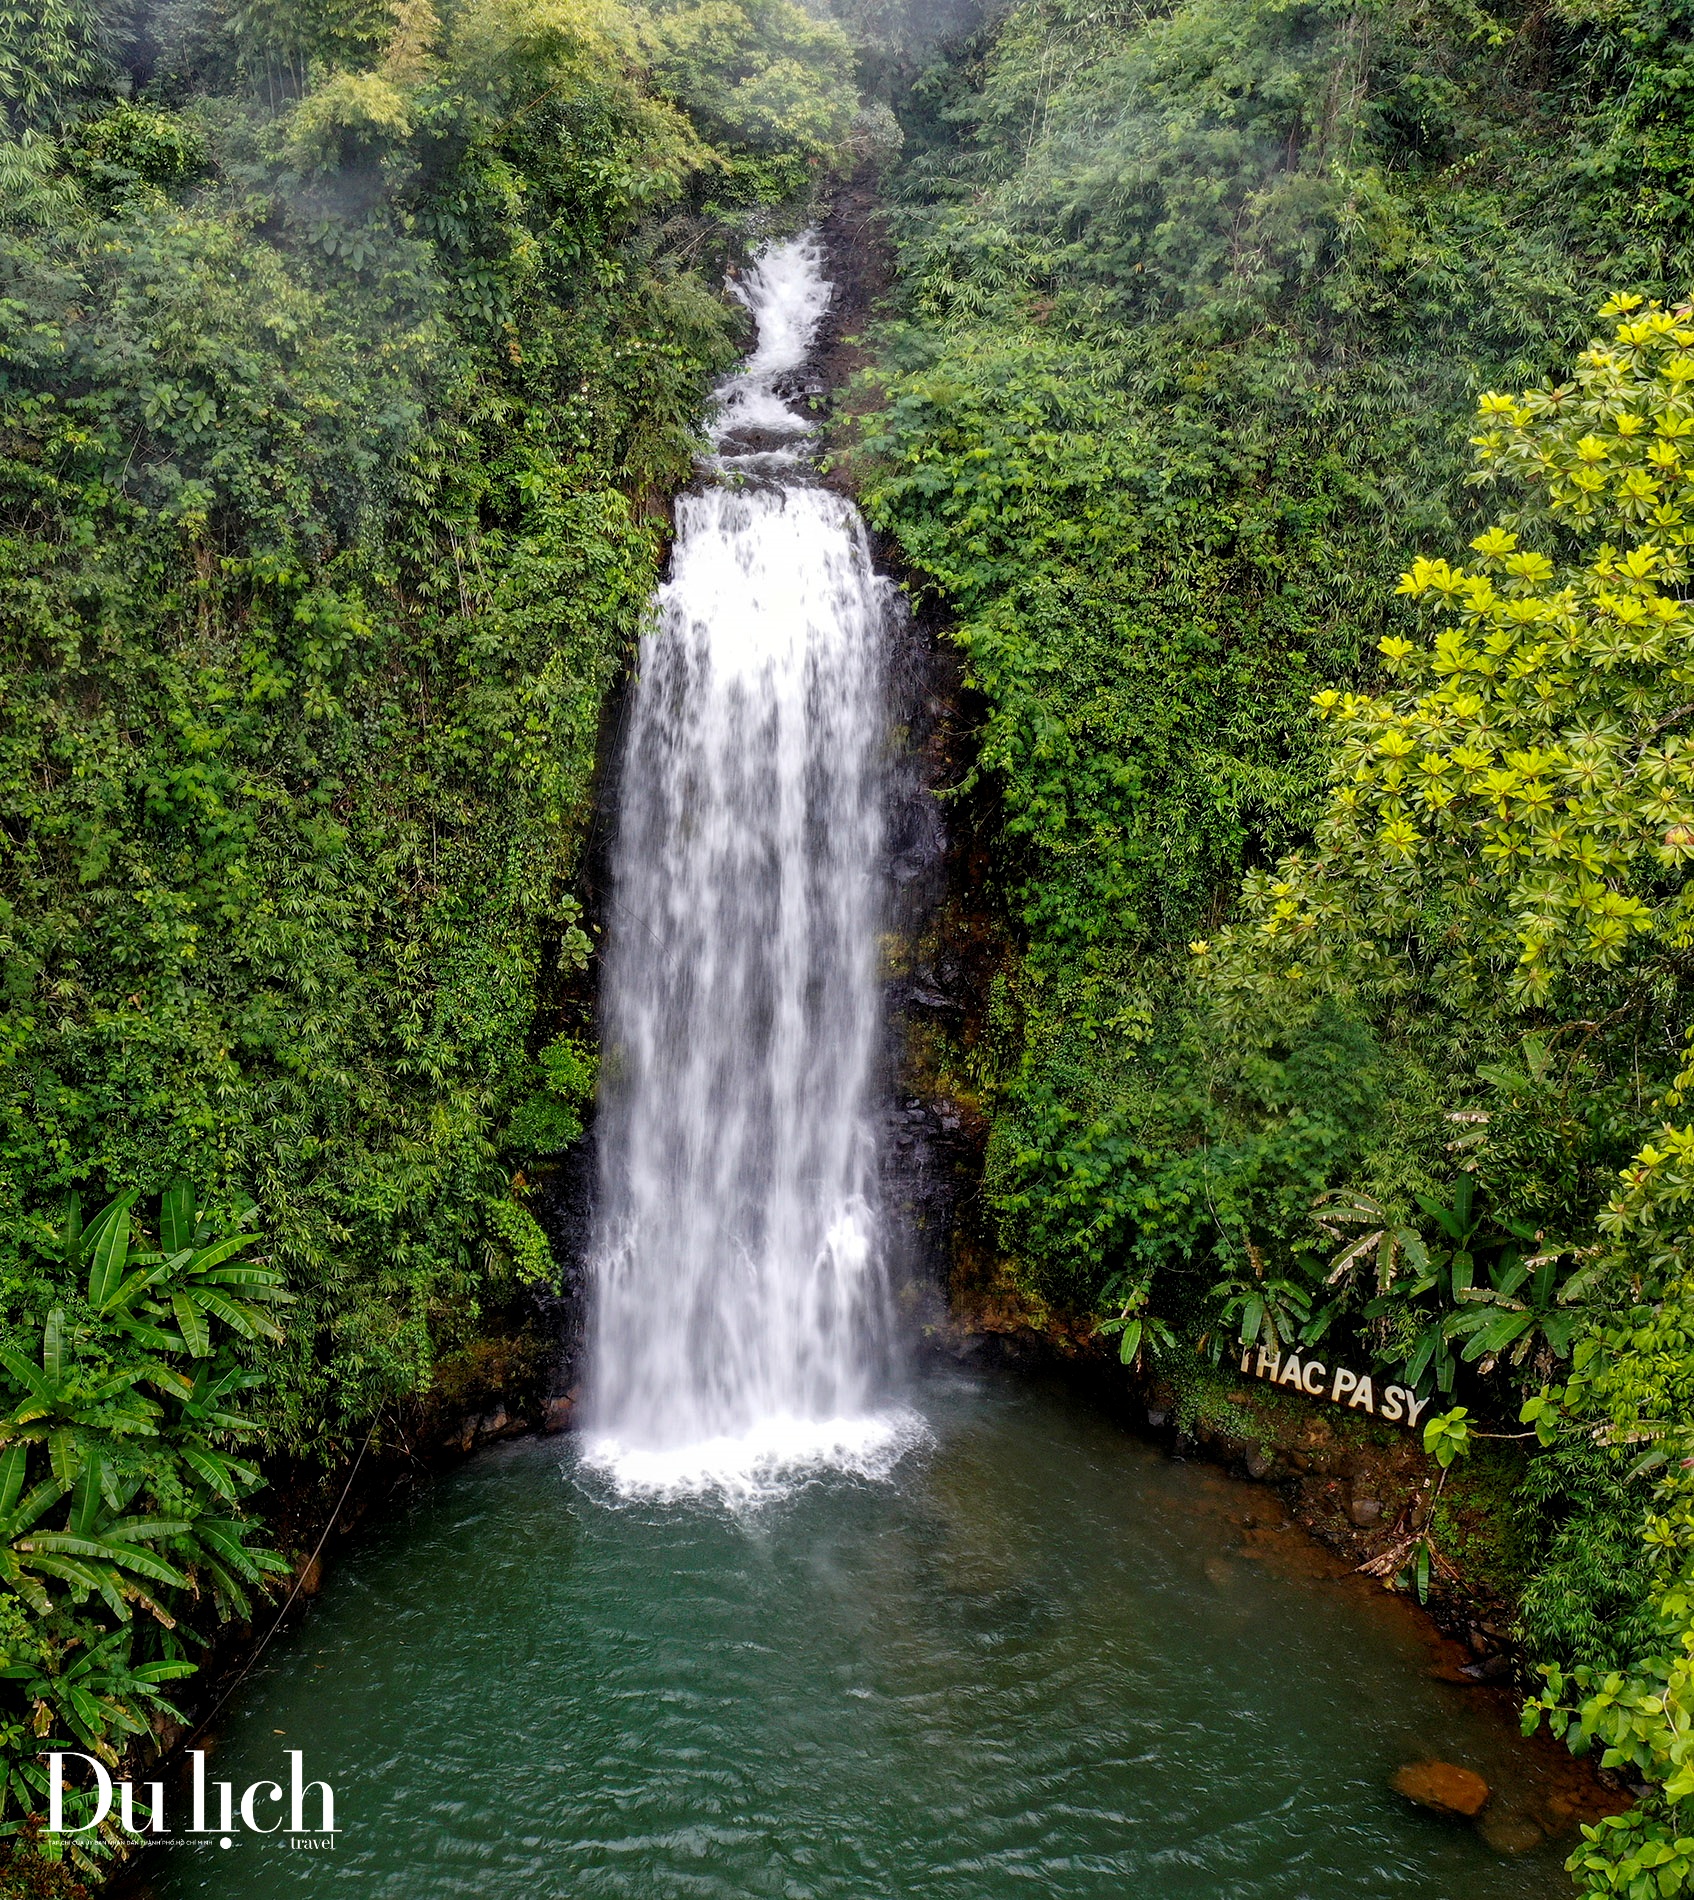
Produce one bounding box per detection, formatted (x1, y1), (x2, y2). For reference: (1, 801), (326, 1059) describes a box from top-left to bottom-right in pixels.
(1446, 1246), (1597, 1372)
(0, 1625), (193, 1765)
(22, 1448), (189, 1621)
(84, 1177), (291, 1358)
(0, 1629), (194, 1866)
(1312, 1186), (1429, 1294)
(0, 1309), (185, 1620)
(0, 1178), (292, 1799)
(1211, 1246), (1313, 1354)
(1095, 1271), (1180, 1370)
(0, 1308), (161, 1446)
(0, 1361), (190, 1628)
(1311, 1176), (1544, 1394)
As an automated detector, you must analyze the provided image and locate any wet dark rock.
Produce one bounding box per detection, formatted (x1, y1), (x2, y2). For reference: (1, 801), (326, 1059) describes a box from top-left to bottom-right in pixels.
(1538, 1792), (1578, 1833)
(1244, 1450), (1274, 1479)
(531, 1123), (597, 1400)
(1348, 1497), (1383, 1527)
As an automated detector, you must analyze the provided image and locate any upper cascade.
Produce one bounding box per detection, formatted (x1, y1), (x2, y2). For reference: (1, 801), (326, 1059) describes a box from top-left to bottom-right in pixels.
(707, 232), (836, 473)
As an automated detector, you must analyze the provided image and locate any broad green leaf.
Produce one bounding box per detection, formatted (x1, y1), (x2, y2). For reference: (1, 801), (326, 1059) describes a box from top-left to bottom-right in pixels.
(0, 1349), (50, 1398)
(47, 1430), (80, 1490)
(88, 1203), (132, 1310)
(41, 1310), (63, 1388)
(68, 1452), (102, 1539)
(200, 1267), (292, 1299)
(20, 1533), (187, 1589)
(11, 1478), (71, 1536)
(160, 1178), (196, 1255)
(195, 1288), (282, 1341)
(73, 1189), (135, 1270)
(132, 1661), (197, 1684)
(171, 1292), (211, 1359)
(179, 1446), (244, 1499)
(0, 1447), (28, 1519)
(185, 1233), (261, 1277)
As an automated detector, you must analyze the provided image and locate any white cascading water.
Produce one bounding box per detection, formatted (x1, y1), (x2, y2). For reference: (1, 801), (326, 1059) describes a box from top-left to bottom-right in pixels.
(582, 233), (925, 1504)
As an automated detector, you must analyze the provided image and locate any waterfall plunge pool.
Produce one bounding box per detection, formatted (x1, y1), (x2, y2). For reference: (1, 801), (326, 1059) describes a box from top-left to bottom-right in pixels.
(135, 1368), (1586, 1900)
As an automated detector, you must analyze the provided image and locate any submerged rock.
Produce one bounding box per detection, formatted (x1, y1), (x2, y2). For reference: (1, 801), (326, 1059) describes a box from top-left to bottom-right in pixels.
(1427, 1655), (1476, 1684)
(1391, 1761), (1490, 1818)
(1477, 1811), (1545, 1855)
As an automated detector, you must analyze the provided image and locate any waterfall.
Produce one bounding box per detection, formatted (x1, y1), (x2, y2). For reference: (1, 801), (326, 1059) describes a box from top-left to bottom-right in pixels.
(581, 233), (924, 1504)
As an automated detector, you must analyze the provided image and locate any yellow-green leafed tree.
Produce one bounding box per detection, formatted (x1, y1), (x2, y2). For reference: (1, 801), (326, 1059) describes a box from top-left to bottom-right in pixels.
(1196, 296), (1694, 1019)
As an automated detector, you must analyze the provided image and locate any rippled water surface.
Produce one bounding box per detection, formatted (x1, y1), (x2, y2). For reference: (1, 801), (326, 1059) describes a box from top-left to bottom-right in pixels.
(141, 1371), (1577, 1900)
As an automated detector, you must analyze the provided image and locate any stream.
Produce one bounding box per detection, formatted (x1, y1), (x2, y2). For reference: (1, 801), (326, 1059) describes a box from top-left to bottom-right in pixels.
(137, 233), (1585, 1899)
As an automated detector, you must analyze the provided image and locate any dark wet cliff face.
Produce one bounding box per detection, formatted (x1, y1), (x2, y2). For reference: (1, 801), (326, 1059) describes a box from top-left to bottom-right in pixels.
(875, 593), (955, 1269)
(871, 577), (988, 1325)
(811, 178), (1006, 1342)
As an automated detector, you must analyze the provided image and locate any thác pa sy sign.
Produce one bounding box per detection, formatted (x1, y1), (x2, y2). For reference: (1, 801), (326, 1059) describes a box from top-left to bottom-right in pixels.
(1239, 1344), (1434, 1428)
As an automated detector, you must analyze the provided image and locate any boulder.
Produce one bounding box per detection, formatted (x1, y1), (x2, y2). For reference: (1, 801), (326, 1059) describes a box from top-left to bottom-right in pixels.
(540, 1395), (574, 1435)
(1348, 1497), (1384, 1527)
(1391, 1761), (1490, 1819)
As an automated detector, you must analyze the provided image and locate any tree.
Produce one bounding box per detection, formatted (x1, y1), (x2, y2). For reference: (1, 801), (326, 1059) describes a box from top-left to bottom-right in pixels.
(0, 0), (112, 130)
(1196, 296), (1694, 1018)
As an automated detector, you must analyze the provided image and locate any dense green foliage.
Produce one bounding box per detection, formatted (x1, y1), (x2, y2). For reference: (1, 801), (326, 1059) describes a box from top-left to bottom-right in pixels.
(860, 0), (1694, 1318)
(856, 0), (1694, 1887)
(0, 0), (854, 1865)
(1194, 303), (1694, 1893)
(0, 1181), (289, 1873)
(0, 0), (855, 1411)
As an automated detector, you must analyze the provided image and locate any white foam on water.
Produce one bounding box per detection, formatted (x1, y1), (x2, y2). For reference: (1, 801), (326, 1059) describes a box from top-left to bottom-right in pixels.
(578, 1407), (932, 1510)
(709, 231), (834, 454)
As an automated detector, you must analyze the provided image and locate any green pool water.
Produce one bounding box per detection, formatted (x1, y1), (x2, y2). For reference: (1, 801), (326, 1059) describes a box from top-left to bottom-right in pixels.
(133, 1368), (1580, 1900)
